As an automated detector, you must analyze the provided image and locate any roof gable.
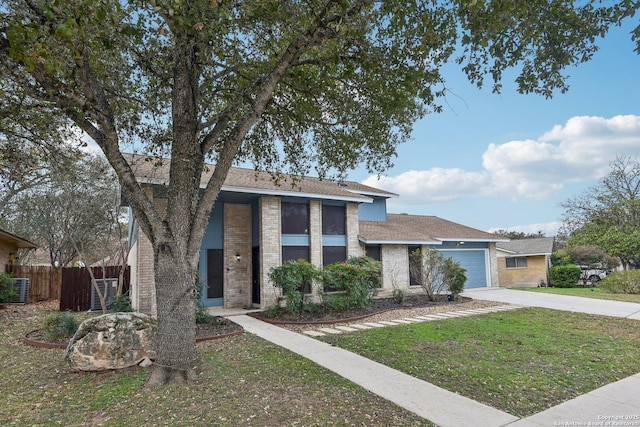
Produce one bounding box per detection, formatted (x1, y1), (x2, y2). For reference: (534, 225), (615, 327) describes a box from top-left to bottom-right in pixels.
(359, 214), (507, 245)
(496, 237), (555, 256)
(125, 153), (380, 203)
(0, 228), (37, 249)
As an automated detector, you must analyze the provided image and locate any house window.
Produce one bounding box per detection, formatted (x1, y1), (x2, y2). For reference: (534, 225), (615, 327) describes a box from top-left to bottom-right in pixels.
(282, 246), (311, 294)
(323, 246), (347, 292)
(281, 202), (309, 235)
(365, 245), (381, 261)
(506, 257), (528, 268)
(322, 205), (346, 235)
(408, 245), (421, 286)
(282, 246), (310, 263)
(364, 245), (382, 288)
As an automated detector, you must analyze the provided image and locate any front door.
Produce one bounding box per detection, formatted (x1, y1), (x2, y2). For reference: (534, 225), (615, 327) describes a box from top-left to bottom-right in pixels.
(207, 249), (224, 304)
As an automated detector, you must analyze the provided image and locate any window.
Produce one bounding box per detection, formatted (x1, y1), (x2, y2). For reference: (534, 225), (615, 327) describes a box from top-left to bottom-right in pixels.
(365, 245), (381, 261)
(364, 245), (382, 288)
(506, 257), (528, 268)
(323, 246), (346, 267)
(322, 205), (346, 235)
(282, 246), (310, 263)
(281, 202), (309, 234)
(323, 246), (347, 292)
(408, 245), (421, 286)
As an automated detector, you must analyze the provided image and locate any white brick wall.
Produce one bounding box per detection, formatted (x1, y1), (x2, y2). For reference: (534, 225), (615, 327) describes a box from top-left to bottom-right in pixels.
(259, 197), (281, 308)
(223, 203), (252, 308)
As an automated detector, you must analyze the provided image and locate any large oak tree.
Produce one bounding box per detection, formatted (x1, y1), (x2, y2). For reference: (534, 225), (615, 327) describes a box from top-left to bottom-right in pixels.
(1, 1), (635, 384)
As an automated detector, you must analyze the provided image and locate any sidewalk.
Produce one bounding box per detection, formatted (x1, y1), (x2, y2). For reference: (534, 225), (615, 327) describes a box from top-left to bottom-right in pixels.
(462, 287), (640, 320)
(227, 290), (640, 427)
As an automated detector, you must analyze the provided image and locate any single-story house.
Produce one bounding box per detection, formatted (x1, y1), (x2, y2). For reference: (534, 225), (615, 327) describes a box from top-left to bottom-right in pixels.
(0, 227), (37, 270)
(496, 237), (555, 288)
(125, 154), (506, 314)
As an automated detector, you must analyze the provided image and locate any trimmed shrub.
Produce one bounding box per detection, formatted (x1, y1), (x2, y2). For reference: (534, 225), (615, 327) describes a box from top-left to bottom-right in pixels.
(320, 257), (381, 310)
(0, 273), (17, 304)
(43, 311), (80, 341)
(600, 270), (640, 294)
(345, 256), (382, 288)
(269, 260), (319, 316)
(549, 264), (581, 288)
(551, 252), (573, 267)
(443, 258), (467, 295)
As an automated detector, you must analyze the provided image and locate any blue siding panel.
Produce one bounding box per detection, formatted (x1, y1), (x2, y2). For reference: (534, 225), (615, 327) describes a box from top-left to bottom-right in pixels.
(438, 250), (488, 289)
(322, 235), (347, 246)
(358, 197), (388, 221)
(282, 235), (310, 246)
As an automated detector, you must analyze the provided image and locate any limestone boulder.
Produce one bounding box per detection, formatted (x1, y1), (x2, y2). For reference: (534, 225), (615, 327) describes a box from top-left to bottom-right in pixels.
(65, 312), (156, 371)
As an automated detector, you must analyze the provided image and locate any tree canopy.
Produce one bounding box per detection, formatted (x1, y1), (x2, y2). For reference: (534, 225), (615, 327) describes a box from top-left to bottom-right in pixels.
(561, 156), (640, 269)
(1, 0), (637, 384)
(0, 150), (122, 266)
(492, 229), (546, 240)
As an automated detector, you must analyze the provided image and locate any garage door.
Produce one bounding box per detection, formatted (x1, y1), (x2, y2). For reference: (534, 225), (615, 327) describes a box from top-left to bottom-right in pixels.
(438, 250), (488, 289)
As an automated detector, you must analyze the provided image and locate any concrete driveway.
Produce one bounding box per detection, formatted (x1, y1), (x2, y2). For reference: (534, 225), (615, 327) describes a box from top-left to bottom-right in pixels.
(462, 287), (640, 320)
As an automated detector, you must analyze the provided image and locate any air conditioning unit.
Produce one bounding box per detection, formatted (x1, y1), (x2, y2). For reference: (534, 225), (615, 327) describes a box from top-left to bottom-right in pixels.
(11, 278), (30, 304)
(90, 278), (119, 311)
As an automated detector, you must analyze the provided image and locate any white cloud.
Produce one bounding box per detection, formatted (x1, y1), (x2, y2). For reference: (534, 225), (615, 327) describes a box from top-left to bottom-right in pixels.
(362, 115), (640, 205)
(362, 168), (487, 203)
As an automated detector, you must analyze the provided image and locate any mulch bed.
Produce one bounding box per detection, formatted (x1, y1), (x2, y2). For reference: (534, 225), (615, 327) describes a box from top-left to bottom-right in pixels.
(251, 294), (469, 324)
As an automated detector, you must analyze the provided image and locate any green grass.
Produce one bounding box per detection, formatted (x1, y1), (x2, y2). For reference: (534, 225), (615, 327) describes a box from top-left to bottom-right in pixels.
(320, 308), (640, 417)
(0, 306), (433, 426)
(513, 286), (640, 303)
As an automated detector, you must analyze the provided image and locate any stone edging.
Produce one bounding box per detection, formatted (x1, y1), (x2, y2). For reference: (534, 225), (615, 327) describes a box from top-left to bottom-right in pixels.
(247, 308), (395, 326)
(24, 330), (67, 349)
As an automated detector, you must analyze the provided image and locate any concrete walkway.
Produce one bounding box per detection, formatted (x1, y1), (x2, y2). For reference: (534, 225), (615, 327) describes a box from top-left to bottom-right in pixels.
(462, 287), (640, 320)
(227, 291), (640, 426)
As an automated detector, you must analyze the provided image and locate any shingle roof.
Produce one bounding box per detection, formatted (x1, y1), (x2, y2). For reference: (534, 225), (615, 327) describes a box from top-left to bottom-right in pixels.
(359, 214), (507, 244)
(496, 237), (555, 256)
(0, 228), (38, 249)
(124, 153), (388, 203)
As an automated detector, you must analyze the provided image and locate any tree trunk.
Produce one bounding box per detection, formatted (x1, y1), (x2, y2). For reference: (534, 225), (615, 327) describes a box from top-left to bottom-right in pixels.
(147, 247), (200, 386)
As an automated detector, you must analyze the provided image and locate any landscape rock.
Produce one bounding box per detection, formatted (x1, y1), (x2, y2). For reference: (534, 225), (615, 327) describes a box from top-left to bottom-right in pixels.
(65, 312), (156, 371)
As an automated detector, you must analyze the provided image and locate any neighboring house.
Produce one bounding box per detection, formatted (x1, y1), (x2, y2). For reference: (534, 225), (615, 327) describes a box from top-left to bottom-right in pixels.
(125, 154), (506, 314)
(0, 227), (37, 270)
(496, 237), (555, 288)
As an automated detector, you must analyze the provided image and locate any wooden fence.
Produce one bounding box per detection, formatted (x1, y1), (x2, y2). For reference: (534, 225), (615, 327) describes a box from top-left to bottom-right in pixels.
(4, 265), (62, 302)
(60, 266), (130, 312)
(3, 265), (130, 311)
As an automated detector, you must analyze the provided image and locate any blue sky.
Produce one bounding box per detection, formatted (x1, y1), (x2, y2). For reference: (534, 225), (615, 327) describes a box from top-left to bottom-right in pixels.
(351, 19), (640, 236)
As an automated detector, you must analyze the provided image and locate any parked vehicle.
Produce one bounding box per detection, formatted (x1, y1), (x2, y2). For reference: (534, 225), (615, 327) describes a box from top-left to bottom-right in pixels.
(579, 266), (610, 284)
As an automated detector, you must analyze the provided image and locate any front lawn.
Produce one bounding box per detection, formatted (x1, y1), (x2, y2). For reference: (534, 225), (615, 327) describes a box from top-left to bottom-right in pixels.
(319, 308), (640, 417)
(513, 286), (640, 303)
(0, 304), (433, 426)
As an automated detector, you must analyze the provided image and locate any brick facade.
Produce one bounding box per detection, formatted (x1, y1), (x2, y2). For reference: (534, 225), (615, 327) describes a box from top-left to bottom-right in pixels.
(380, 245), (411, 298)
(346, 202), (363, 258)
(259, 197), (281, 308)
(223, 203), (252, 308)
(497, 254), (548, 288)
(309, 200), (323, 297)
